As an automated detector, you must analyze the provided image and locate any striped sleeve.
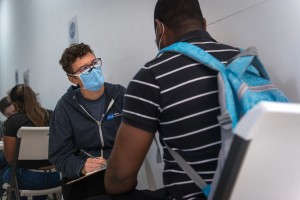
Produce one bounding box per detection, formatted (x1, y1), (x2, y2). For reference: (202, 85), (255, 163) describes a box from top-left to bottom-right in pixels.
(122, 67), (161, 134)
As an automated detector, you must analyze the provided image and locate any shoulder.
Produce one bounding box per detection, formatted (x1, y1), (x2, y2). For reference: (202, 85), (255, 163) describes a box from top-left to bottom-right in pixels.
(104, 82), (126, 98)
(4, 113), (28, 136)
(145, 51), (173, 69)
(56, 87), (78, 109)
(7, 112), (26, 122)
(147, 40), (239, 70)
(58, 85), (80, 104)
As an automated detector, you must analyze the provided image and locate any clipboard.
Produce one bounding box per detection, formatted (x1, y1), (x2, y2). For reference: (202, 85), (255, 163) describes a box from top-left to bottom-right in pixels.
(66, 165), (107, 185)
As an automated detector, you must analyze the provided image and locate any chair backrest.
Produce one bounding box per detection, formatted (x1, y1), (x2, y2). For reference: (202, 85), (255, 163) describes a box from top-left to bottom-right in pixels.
(211, 101), (300, 200)
(4, 126), (61, 200)
(16, 127), (49, 161)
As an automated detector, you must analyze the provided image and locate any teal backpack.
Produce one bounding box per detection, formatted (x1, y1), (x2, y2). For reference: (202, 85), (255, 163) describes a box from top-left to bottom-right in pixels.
(159, 42), (289, 199)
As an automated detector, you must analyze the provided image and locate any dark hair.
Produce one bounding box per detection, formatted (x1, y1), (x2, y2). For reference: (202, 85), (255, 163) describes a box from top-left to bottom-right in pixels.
(0, 96), (12, 114)
(154, 0), (204, 33)
(9, 84), (48, 126)
(59, 42), (94, 74)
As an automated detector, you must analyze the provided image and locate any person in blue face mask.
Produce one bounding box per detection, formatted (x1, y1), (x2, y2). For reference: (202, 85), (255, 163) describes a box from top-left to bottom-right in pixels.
(48, 43), (126, 200)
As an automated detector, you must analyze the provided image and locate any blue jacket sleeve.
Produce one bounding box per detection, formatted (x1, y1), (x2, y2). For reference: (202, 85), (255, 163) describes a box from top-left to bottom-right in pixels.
(48, 101), (85, 179)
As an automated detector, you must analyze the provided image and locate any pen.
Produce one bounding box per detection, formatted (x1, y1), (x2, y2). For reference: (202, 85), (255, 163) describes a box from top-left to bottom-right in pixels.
(80, 149), (96, 158)
(106, 113), (122, 120)
(80, 149), (108, 168)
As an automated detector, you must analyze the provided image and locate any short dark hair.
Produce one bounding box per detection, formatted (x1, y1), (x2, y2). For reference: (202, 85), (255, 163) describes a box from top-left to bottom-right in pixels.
(154, 0), (204, 32)
(59, 43), (94, 74)
(0, 96), (12, 114)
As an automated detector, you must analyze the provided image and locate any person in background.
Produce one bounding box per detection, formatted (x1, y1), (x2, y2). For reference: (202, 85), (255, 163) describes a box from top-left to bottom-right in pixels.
(0, 95), (17, 141)
(2, 84), (61, 200)
(48, 43), (126, 200)
(0, 96), (16, 119)
(0, 96), (17, 138)
(89, 0), (240, 199)
(0, 96), (17, 197)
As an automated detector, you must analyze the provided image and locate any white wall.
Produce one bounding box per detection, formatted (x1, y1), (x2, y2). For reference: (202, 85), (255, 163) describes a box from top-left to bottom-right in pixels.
(0, 0), (161, 189)
(0, 0), (24, 102)
(1, 0), (300, 114)
(203, 0), (300, 102)
(0, 0), (158, 117)
(1, 0), (299, 190)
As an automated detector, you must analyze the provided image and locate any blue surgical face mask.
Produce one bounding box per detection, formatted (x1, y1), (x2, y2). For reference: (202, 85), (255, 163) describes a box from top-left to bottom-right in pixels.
(79, 67), (104, 91)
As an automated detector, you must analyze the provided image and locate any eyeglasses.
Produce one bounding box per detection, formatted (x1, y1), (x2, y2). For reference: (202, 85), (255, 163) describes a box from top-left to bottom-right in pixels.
(67, 58), (102, 76)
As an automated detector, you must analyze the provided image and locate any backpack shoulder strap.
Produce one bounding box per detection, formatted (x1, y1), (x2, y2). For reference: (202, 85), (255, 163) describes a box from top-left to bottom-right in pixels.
(227, 46), (270, 80)
(158, 42), (236, 123)
(158, 42), (226, 73)
(163, 140), (211, 197)
(158, 42), (233, 198)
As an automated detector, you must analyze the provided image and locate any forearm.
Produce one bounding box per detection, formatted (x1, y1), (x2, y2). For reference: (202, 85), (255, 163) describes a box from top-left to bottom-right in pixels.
(3, 136), (16, 164)
(51, 152), (85, 178)
(49, 123), (83, 178)
(103, 123), (154, 194)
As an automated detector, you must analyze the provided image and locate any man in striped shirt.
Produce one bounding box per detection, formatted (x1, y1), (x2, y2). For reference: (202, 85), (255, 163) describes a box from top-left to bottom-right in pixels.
(96, 0), (240, 199)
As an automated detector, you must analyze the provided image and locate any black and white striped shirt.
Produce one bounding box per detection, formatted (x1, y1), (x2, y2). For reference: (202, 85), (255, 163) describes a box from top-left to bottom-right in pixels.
(122, 30), (240, 200)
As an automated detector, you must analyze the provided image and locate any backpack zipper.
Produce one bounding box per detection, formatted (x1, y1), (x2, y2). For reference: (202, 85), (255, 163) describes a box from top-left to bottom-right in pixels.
(238, 83), (277, 100)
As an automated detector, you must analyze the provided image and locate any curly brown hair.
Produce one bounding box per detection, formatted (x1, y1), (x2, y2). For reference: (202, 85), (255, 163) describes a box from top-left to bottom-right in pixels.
(59, 43), (94, 74)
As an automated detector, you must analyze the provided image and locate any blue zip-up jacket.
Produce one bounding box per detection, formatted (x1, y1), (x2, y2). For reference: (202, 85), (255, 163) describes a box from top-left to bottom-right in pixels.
(48, 82), (126, 179)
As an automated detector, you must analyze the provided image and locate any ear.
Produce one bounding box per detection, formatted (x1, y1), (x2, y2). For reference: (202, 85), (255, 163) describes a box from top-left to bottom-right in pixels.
(155, 19), (171, 49)
(12, 102), (19, 111)
(155, 19), (164, 37)
(202, 17), (207, 31)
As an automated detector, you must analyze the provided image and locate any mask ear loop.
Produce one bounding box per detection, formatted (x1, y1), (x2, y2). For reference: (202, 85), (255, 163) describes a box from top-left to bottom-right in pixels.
(158, 22), (165, 50)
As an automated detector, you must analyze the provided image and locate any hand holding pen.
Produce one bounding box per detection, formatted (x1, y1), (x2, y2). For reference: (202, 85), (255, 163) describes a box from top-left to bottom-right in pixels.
(80, 149), (107, 175)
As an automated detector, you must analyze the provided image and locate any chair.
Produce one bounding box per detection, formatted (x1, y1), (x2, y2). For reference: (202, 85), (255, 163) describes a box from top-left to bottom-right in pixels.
(3, 127), (61, 200)
(211, 101), (300, 200)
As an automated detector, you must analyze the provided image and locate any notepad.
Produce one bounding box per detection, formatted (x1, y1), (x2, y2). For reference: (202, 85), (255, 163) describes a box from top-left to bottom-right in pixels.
(66, 165), (107, 185)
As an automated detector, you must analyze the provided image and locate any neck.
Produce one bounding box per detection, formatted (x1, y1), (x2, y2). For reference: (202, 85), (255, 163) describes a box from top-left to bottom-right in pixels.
(80, 86), (105, 100)
(174, 27), (204, 41)
(164, 25), (203, 48)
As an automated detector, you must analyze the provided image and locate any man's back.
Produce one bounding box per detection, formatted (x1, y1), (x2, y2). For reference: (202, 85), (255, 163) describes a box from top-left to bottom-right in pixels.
(102, 1), (242, 199)
(122, 30), (239, 199)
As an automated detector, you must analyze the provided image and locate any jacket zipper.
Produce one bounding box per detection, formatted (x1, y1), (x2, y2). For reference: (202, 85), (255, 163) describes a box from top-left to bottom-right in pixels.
(78, 99), (115, 157)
